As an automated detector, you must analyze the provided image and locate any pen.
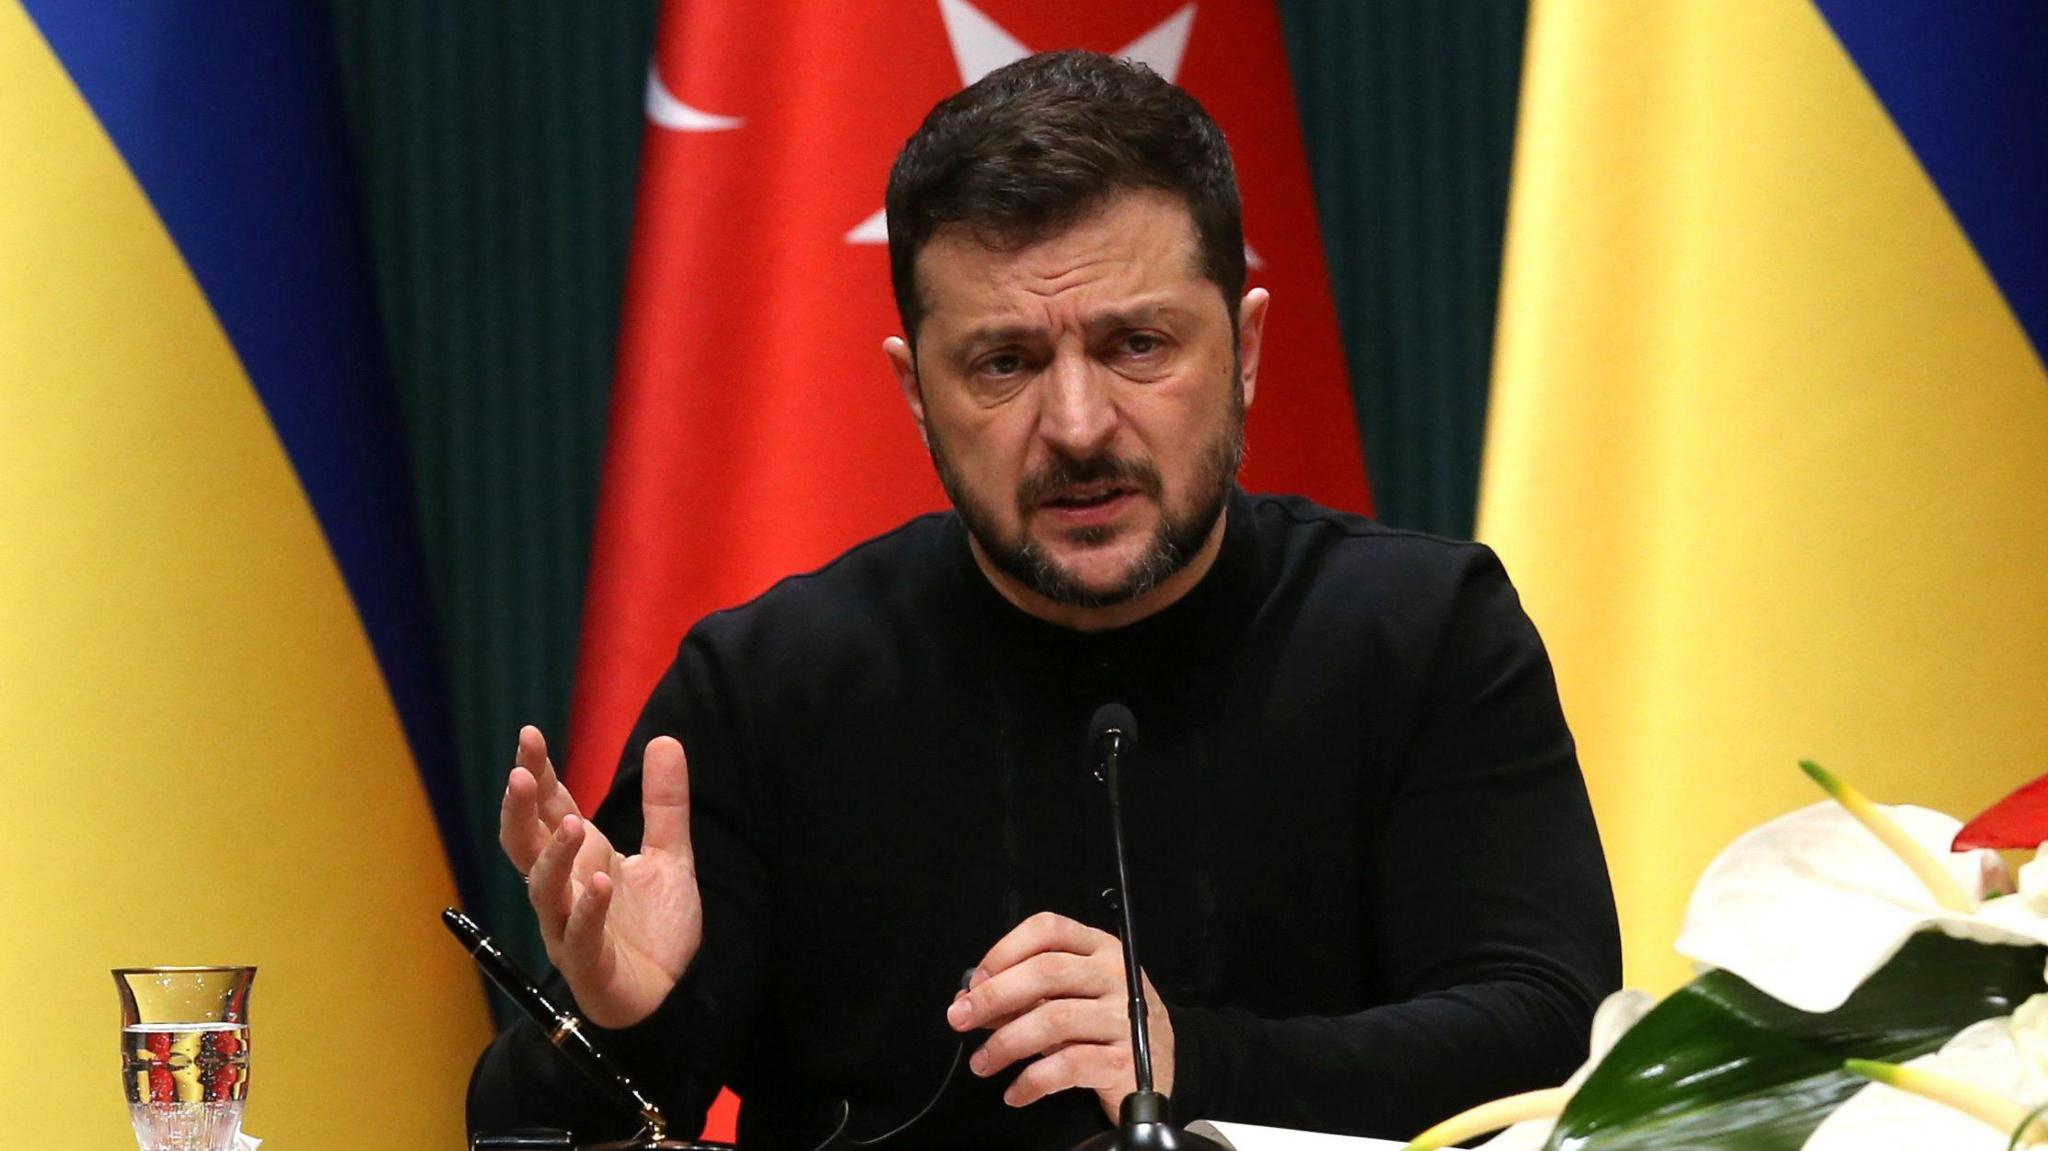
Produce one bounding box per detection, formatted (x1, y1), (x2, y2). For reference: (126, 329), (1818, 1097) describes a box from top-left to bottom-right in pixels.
(441, 907), (669, 1139)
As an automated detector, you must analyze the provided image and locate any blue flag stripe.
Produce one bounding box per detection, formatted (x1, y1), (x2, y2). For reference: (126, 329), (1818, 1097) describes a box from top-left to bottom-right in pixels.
(1813, 0), (2048, 368)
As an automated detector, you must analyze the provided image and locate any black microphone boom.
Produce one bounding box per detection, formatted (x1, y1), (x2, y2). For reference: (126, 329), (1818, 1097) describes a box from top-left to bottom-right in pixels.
(1074, 705), (1225, 1151)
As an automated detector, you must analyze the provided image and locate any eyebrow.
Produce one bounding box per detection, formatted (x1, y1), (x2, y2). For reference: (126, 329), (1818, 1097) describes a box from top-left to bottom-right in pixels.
(955, 302), (1189, 350)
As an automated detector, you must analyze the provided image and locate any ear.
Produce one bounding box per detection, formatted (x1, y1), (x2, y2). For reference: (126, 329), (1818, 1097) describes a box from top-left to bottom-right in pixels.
(1236, 287), (1270, 409)
(884, 336), (927, 446)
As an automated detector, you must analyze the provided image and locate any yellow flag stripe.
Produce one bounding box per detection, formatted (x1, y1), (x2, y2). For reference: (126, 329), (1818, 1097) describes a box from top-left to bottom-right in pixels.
(1480, 0), (2048, 992)
(1, 4), (488, 1147)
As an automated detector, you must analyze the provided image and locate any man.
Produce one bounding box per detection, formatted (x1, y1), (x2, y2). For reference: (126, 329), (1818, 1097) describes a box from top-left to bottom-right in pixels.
(471, 50), (1620, 1149)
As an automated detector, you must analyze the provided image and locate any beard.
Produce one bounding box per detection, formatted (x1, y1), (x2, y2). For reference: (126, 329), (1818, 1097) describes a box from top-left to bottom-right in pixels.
(925, 377), (1245, 610)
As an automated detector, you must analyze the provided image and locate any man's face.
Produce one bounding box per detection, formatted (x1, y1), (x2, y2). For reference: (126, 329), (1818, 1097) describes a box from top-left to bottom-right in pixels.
(887, 189), (1266, 609)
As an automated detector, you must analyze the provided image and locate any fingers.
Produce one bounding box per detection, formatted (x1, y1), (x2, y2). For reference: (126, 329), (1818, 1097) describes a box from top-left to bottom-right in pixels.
(568, 825), (620, 891)
(949, 947), (1118, 1032)
(502, 726), (584, 876)
(639, 737), (694, 860)
(1004, 1043), (1131, 1108)
(559, 869), (615, 976)
(518, 725), (582, 827)
(946, 911), (1151, 1114)
(970, 997), (1123, 1079)
(976, 911), (1109, 981)
(528, 814), (587, 944)
(499, 765), (549, 874)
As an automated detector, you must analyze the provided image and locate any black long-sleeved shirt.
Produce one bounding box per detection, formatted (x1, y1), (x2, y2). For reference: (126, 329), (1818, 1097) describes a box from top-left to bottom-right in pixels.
(469, 489), (1622, 1149)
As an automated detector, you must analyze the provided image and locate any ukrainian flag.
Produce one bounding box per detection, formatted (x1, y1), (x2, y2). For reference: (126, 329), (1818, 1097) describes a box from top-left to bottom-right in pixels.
(1480, 2), (2048, 992)
(1, 2), (488, 1146)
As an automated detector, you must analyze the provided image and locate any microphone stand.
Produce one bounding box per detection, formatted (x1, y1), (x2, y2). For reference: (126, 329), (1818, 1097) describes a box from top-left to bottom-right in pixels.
(1073, 705), (1225, 1151)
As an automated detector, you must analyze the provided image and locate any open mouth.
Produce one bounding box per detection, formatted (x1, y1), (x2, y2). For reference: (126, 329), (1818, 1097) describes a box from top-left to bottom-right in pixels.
(1042, 483), (1137, 511)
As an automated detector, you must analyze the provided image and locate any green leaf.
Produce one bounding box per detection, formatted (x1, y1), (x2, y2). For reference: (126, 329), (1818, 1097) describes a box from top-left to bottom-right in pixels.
(1543, 934), (2045, 1151)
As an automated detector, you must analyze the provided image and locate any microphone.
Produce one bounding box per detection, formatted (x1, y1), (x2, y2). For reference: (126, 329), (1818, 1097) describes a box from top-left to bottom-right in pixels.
(1073, 706), (1225, 1151)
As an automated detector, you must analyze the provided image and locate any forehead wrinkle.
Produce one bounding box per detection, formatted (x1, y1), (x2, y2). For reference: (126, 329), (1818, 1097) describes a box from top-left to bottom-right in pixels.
(1019, 252), (1119, 299)
(917, 190), (1215, 351)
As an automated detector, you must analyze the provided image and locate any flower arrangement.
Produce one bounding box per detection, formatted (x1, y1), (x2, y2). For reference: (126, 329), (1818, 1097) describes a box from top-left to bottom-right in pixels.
(1403, 764), (2048, 1151)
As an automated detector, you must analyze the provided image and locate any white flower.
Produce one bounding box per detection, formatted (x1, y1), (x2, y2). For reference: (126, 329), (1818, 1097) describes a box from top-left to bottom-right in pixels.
(1674, 801), (2045, 1013)
(1803, 995), (2048, 1151)
(1470, 989), (1659, 1151)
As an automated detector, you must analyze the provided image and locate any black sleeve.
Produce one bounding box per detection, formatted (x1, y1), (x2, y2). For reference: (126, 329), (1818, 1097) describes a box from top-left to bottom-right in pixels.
(1167, 547), (1623, 1140)
(466, 629), (776, 1141)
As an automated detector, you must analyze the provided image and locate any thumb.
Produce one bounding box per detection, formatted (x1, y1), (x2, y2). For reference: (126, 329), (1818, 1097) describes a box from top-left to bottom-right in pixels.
(640, 737), (693, 859)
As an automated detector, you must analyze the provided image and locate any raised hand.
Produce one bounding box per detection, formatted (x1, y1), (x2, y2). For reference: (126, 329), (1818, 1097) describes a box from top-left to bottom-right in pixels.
(498, 726), (702, 1029)
(945, 911), (1175, 1119)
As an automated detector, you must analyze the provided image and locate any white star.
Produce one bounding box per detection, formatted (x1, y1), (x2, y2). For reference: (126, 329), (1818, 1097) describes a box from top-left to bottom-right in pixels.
(645, 64), (743, 132)
(938, 0), (1036, 88)
(848, 0), (1258, 266)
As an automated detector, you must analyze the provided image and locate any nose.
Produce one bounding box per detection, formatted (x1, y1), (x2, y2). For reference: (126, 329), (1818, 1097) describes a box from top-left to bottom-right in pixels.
(1036, 348), (1118, 458)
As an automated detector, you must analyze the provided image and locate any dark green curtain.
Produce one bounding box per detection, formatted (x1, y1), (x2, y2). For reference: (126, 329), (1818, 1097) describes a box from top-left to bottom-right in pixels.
(332, 2), (655, 968)
(331, 0), (1526, 980)
(1282, 0), (1528, 535)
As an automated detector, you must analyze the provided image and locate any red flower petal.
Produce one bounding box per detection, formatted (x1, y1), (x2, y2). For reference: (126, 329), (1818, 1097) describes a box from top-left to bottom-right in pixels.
(1954, 772), (2048, 850)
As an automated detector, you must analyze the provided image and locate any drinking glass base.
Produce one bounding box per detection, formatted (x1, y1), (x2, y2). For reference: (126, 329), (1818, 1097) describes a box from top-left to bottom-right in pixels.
(129, 1100), (244, 1151)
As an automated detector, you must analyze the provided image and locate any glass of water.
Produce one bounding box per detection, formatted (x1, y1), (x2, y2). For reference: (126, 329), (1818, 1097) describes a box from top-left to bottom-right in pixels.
(114, 966), (255, 1151)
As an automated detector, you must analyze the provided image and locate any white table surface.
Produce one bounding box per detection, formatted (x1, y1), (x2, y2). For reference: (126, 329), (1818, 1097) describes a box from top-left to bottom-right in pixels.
(1192, 1119), (1409, 1150)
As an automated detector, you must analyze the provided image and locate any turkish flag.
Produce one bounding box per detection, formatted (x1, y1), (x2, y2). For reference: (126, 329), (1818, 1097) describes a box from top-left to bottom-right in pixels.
(570, 4), (1367, 1130)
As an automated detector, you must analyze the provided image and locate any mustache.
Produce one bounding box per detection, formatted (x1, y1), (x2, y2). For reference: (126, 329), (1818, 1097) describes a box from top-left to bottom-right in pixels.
(1015, 452), (1162, 509)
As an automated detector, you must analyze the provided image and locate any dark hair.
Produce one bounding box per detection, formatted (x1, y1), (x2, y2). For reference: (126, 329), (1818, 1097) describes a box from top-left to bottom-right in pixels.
(884, 50), (1245, 346)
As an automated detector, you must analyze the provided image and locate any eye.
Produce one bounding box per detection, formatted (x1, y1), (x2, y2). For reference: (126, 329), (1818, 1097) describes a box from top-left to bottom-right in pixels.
(1108, 330), (1173, 372)
(965, 347), (1036, 403)
(979, 350), (1026, 378)
(1123, 332), (1165, 357)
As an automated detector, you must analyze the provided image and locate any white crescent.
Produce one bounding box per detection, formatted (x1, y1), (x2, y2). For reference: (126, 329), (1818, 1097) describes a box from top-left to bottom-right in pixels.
(646, 65), (743, 132)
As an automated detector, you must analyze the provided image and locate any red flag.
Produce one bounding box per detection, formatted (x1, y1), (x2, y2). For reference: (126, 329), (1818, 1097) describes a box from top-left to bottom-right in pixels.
(573, 2), (1369, 1135)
